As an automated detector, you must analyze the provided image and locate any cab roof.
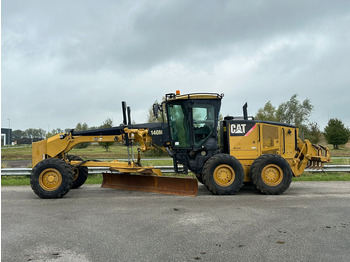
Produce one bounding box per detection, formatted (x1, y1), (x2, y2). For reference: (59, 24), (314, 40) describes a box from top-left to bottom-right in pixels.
(165, 92), (223, 101)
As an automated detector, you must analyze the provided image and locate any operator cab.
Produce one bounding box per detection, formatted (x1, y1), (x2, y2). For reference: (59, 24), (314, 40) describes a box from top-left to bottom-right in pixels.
(153, 91), (223, 174)
(164, 92), (223, 150)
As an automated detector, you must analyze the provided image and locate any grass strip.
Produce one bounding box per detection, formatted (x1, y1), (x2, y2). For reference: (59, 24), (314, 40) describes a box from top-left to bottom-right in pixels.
(293, 172), (350, 181)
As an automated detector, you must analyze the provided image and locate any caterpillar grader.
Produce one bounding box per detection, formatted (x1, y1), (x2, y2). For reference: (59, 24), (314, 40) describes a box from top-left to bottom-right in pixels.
(31, 91), (331, 198)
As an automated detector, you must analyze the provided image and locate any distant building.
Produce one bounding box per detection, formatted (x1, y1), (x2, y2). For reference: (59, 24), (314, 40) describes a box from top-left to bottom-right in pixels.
(1, 128), (12, 145)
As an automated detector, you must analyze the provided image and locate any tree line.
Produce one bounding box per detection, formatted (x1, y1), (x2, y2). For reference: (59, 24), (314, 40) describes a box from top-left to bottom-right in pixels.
(12, 118), (115, 151)
(12, 128), (46, 144)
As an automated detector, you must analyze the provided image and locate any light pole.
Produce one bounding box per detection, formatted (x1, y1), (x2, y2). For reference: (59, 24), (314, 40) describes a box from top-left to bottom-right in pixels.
(7, 119), (10, 128)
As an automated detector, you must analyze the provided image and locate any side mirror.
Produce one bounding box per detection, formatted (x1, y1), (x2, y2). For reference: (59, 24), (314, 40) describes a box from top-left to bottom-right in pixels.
(153, 103), (160, 118)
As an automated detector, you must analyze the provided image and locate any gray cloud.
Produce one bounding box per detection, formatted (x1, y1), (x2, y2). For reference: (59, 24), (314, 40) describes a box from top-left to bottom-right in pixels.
(2, 0), (350, 131)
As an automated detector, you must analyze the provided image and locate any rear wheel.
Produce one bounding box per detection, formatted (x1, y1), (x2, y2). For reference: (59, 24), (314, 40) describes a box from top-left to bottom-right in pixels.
(68, 155), (88, 189)
(30, 158), (74, 198)
(249, 154), (292, 195)
(203, 154), (244, 195)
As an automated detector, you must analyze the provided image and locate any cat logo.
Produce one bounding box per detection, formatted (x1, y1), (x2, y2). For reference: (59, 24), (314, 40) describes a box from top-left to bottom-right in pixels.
(231, 124), (246, 134)
(230, 122), (256, 136)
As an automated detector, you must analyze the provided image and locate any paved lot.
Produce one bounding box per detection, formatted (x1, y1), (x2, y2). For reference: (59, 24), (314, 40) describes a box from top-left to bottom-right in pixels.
(2, 182), (350, 262)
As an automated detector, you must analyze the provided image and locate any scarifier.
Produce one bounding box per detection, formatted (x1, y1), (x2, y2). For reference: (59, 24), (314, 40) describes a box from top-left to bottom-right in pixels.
(31, 91), (331, 198)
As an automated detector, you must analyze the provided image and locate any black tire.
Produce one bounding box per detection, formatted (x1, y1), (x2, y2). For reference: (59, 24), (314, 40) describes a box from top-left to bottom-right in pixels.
(249, 154), (292, 195)
(202, 154), (244, 195)
(30, 158), (74, 198)
(68, 155), (88, 189)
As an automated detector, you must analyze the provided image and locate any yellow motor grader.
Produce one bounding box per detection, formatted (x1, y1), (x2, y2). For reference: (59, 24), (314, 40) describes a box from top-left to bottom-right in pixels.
(31, 92), (331, 198)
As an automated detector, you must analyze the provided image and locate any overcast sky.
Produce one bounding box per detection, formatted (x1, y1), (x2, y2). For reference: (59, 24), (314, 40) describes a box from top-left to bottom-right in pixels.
(2, 0), (350, 132)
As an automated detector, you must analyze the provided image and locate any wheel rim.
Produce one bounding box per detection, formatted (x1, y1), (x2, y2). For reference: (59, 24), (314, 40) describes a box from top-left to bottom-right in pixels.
(39, 168), (62, 191)
(213, 164), (235, 187)
(261, 164), (283, 186)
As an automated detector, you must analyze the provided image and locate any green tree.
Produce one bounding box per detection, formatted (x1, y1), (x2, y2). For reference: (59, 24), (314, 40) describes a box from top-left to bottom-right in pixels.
(276, 94), (313, 126)
(256, 101), (277, 121)
(255, 94), (319, 141)
(12, 130), (25, 141)
(147, 98), (165, 123)
(24, 128), (46, 141)
(46, 128), (64, 138)
(11, 128), (46, 144)
(303, 122), (322, 144)
(76, 122), (88, 131)
(37, 129), (46, 139)
(256, 94), (313, 126)
(74, 122), (90, 149)
(99, 118), (114, 151)
(324, 118), (350, 149)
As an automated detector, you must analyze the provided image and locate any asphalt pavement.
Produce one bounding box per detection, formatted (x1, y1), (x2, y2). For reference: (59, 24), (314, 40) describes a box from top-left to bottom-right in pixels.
(2, 182), (350, 262)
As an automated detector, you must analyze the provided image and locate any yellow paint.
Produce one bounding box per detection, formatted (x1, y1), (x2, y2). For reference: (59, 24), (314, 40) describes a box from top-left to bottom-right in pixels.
(228, 122), (331, 180)
(169, 93), (222, 100)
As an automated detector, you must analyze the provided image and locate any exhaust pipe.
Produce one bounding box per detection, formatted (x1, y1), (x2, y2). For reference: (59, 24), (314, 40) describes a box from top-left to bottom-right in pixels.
(243, 102), (248, 120)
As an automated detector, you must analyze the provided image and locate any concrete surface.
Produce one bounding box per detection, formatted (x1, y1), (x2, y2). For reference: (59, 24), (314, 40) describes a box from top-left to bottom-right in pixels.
(2, 182), (350, 262)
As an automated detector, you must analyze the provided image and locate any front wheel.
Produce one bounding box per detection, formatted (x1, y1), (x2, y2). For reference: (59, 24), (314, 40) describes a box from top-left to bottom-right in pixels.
(203, 154), (244, 195)
(249, 154), (292, 195)
(30, 158), (74, 198)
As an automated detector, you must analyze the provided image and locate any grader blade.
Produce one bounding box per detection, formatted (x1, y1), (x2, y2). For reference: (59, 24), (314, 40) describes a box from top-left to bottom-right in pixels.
(101, 173), (198, 196)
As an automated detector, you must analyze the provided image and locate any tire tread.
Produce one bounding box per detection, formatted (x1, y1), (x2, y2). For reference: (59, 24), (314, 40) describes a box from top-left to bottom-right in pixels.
(249, 154), (292, 195)
(203, 154), (244, 195)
